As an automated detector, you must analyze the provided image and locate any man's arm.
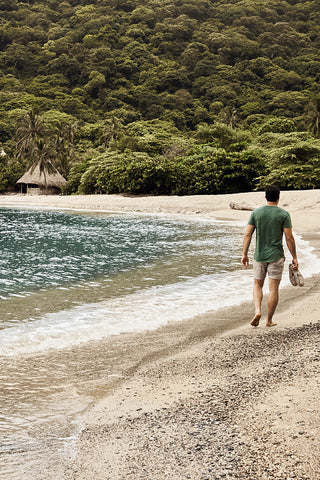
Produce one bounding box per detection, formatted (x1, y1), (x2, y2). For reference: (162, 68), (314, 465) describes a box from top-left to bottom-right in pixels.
(284, 227), (298, 269)
(242, 224), (255, 268)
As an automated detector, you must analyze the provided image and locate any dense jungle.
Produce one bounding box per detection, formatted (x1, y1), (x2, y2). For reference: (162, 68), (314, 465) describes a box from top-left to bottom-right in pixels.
(0, 0), (320, 194)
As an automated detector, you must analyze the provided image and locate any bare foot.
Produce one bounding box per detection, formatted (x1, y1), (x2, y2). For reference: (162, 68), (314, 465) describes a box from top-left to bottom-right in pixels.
(250, 314), (261, 327)
(266, 322), (277, 327)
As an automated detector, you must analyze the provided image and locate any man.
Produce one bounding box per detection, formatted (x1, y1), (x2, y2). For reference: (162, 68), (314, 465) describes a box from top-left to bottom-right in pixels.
(241, 185), (298, 327)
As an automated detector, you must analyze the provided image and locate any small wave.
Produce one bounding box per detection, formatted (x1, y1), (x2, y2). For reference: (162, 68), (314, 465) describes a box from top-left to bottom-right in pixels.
(1, 234), (319, 357)
(0, 269), (253, 356)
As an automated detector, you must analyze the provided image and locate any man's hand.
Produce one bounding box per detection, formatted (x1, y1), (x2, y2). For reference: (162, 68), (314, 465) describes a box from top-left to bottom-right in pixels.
(242, 255), (249, 268)
(242, 224), (254, 269)
(291, 257), (299, 270)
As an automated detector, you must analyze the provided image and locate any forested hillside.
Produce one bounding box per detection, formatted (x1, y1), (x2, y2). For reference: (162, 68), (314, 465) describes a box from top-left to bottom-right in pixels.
(1, 0), (320, 194)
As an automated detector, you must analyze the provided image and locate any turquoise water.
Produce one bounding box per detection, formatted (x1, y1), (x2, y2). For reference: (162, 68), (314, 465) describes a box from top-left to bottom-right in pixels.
(1, 208), (210, 298)
(0, 208), (248, 350)
(0, 208), (241, 299)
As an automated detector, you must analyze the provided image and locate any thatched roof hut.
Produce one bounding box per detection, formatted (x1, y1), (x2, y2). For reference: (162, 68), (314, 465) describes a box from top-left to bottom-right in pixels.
(17, 163), (67, 194)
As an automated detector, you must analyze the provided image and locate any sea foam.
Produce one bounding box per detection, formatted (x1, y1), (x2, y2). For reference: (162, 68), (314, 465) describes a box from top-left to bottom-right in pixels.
(0, 233), (319, 357)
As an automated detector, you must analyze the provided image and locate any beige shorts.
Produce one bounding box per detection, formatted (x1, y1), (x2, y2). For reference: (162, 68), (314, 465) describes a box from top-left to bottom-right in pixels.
(253, 258), (285, 281)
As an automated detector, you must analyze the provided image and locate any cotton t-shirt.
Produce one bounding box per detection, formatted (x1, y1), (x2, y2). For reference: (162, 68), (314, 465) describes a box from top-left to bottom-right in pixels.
(248, 205), (292, 262)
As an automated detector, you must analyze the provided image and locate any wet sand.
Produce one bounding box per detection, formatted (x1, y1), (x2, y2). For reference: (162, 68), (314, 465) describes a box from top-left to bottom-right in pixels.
(62, 281), (320, 480)
(1, 191), (320, 479)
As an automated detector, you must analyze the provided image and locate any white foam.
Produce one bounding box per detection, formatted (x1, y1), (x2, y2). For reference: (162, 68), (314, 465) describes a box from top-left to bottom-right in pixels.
(0, 269), (253, 356)
(0, 234), (319, 357)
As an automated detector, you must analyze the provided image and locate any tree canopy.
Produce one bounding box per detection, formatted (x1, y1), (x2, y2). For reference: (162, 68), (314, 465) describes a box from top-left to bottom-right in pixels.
(0, 0), (320, 194)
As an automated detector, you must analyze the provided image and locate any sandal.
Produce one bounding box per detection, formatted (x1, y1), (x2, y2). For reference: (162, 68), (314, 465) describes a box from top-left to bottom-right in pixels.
(289, 264), (304, 287)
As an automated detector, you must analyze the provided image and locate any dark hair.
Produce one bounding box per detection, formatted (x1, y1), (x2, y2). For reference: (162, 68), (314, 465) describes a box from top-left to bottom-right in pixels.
(265, 184), (280, 202)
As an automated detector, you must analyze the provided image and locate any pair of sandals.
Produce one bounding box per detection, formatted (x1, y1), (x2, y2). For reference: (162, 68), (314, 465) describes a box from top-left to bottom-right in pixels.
(289, 263), (304, 287)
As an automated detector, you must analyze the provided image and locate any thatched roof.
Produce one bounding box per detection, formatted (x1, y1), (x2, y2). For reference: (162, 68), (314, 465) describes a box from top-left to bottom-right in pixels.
(17, 163), (67, 188)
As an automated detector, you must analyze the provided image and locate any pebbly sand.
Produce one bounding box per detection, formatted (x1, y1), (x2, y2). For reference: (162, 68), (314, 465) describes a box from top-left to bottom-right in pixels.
(1, 191), (320, 479)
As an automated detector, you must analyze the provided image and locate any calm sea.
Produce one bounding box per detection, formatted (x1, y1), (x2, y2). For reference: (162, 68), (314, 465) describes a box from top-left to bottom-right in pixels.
(0, 208), (319, 479)
(0, 208), (251, 354)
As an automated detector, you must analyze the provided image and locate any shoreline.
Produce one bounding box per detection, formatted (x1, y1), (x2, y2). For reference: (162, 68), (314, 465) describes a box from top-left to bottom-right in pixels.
(1, 190), (320, 232)
(1, 192), (320, 478)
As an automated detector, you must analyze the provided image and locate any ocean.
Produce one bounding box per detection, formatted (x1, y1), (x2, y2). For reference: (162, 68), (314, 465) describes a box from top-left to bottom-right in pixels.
(0, 207), (319, 479)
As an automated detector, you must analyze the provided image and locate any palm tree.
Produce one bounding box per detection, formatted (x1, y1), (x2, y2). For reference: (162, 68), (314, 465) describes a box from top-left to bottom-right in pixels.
(16, 111), (58, 187)
(16, 110), (67, 186)
(29, 139), (56, 185)
(16, 110), (46, 159)
(100, 117), (125, 148)
(305, 96), (320, 137)
(68, 121), (79, 157)
(219, 107), (237, 129)
(54, 121), (79, 177)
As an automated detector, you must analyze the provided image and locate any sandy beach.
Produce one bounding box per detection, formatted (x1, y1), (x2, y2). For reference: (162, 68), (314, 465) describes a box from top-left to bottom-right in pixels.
(1, 191), (320, 479)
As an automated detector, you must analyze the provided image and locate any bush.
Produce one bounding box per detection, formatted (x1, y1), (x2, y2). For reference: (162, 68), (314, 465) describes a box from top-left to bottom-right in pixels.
(256, 141), (320, 189)
(78, 151), (152, 194)
(0, 157), (25, 192)
(195, 122), (251, 150)
(258, 118), (296, 135)
(63, 156), (91, 194)
(75, 145), (263, 195)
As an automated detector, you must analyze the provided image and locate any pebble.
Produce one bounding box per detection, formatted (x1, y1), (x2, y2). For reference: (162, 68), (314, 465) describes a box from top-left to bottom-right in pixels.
(66, 322), (320, 480)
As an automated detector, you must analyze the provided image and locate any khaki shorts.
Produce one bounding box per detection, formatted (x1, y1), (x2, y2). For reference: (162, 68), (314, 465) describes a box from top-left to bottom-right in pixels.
(253, 258), (285, 281)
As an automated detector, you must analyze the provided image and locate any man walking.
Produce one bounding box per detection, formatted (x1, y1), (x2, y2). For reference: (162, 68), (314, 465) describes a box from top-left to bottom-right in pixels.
(242, 185), (298, 327)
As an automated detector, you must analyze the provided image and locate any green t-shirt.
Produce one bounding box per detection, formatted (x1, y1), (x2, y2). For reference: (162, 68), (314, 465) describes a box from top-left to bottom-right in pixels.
(248, 205), (292, 262)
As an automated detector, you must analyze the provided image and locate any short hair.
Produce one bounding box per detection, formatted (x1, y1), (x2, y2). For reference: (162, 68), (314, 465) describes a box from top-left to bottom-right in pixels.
(265, 184), (280, 202)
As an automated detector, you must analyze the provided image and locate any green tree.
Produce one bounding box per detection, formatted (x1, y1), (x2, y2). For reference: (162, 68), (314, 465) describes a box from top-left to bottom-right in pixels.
(63, 155), (91, 194)
(54, 121), (79, 177)
(256, 139), (320, 190)
(0, 157), (25, 192)
(304, 96), (320, 137)
(84, 71), (106, 98)
(219, 107), (238, 128)
(15, 110), (46, 159)
(99, 116), (125, 148)
(27, 138), (56, 181)
(258, 118), (296, 135)
(195, 122), (251, 150)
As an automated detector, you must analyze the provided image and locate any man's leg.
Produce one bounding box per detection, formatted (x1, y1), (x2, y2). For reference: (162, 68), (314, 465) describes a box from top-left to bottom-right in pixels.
(266, 278), (281, 327)
(251, 278), (264, 326)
